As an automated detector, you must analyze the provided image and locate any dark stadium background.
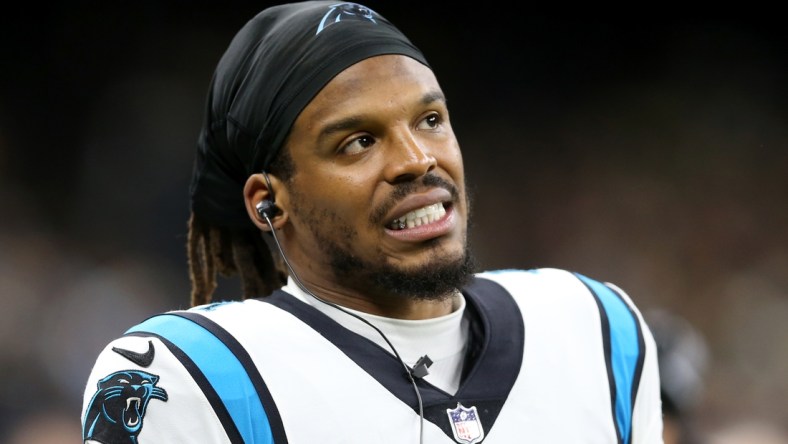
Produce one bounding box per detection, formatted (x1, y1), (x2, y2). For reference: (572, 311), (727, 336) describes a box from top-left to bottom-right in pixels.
(1, 3), (786, 442)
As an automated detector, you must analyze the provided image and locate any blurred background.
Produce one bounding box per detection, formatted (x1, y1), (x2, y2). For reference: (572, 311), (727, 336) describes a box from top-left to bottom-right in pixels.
(1, 3), (786, 443)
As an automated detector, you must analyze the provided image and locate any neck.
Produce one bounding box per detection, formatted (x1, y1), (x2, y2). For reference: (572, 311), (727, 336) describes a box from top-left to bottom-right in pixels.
(286, 267), (458, 320)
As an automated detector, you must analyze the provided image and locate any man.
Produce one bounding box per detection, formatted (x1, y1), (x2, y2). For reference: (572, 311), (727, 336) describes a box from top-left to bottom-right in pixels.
(82, 2), (664, 443)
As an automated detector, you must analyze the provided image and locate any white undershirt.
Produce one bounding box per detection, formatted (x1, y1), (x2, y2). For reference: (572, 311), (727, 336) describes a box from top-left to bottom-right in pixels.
(282, 277), (469, 394)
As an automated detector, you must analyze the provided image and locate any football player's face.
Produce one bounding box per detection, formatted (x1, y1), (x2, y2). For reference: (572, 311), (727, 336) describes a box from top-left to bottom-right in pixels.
(279, 55), (470, 302)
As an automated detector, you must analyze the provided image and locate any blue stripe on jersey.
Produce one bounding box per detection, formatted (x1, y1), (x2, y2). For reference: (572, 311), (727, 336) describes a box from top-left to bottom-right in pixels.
(576, 274), (641, 444)
(128, 314), (274, 444)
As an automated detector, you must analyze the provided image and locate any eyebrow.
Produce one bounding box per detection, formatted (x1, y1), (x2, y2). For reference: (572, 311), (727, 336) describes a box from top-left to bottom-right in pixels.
(421, 90), (446, 106)
(318, 116), (364, 141)
(317, 90), (447, 141)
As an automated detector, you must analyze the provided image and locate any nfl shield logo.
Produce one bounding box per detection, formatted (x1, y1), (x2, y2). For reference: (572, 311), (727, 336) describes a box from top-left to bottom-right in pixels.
(446, 403), (485, 444)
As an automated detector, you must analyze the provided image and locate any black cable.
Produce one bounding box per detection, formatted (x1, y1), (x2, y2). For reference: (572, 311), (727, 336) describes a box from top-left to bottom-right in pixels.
(261, 212), (426, 444)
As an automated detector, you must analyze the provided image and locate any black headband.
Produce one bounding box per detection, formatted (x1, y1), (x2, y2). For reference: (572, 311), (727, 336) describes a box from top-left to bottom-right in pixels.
(190, 1), (430, 229)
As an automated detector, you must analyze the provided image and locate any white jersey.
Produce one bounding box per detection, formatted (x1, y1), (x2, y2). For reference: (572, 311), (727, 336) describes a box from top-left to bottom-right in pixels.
(81, 268), (663, 443)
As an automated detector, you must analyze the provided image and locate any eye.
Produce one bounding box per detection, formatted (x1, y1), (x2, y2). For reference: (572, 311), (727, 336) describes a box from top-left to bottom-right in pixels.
(339, 134), (375, 155)
(417, 113), (442, 131)
(118, 379), (129, 384)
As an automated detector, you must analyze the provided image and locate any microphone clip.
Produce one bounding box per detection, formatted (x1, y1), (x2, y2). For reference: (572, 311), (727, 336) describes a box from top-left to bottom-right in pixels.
(411, 355), (433, 379)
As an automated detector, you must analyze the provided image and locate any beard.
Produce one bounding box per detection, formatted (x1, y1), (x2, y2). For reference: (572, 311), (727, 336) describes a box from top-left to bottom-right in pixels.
(289, 174), (476, 301)
(325, 238), (476, 301)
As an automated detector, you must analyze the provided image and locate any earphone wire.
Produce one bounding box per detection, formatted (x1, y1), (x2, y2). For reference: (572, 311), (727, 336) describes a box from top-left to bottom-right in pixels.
(261, 212), (426, 444)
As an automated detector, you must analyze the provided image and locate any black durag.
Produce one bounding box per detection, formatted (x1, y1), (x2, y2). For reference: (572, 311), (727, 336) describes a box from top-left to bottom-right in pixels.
(190, 1), (430, 229)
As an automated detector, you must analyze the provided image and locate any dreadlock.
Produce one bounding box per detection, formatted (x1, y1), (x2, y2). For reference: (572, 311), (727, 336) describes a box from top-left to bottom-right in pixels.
(187, 213), (288, 306)
(187, 146), (296, 307)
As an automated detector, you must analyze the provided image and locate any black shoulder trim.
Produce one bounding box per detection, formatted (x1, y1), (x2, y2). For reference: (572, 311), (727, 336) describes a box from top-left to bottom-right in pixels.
(125, 331), (244, 444)
(583, 283), (621, 444)
(608, 285), (647, 444)
(174, 311), (289, 444)
(574, 272), (645, 444)
(261, 290), (419, 403)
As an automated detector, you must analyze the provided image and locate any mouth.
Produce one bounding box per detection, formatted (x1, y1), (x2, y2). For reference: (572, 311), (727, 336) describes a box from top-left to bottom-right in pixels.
(125, 397), (141, 427)
(388, 202), (449, 230)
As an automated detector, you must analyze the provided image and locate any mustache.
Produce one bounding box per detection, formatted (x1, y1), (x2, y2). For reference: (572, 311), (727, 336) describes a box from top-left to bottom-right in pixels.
(370, 173), (460, 225)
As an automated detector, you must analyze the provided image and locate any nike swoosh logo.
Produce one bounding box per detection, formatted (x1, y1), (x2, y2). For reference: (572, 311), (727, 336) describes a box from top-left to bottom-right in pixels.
(112, 340), (155, 367)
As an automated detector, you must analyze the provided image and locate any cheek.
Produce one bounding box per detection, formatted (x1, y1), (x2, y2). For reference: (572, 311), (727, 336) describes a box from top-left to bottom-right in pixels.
(302, 172), (374, 219)
(441, 147), (465, 185)
(450, 152), (465, 177)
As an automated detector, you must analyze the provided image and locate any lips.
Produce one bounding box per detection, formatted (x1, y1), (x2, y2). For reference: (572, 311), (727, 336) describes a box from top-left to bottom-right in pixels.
(377, 173), (461, 242)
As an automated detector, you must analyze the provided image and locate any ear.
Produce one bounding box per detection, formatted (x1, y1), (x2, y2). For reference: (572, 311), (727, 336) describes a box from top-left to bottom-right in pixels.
(243, 173), (289, 231)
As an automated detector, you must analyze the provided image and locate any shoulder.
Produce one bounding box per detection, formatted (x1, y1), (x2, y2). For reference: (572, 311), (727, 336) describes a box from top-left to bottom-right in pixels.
(474, 267), (609, 296)
(474, 267), (575, 287)
(80, 298), (279, 442)
(476, 266), (626, 289)
(81, 331), (231, 442)
(472, 267), (646, 317)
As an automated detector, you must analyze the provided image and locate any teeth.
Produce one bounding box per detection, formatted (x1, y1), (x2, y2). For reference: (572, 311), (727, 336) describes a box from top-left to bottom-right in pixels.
(126, 397), (140, 410)
(389, 203), (446, 230)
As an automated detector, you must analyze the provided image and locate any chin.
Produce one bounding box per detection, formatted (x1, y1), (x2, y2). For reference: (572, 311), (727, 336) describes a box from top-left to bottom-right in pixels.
(384, 248), (476, 300)
(347, 241), (476, 301)
(322, 218), (474, 300)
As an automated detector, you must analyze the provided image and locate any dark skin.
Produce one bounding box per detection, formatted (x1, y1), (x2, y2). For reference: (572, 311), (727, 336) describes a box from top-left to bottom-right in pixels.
(244, 55), (469, 320)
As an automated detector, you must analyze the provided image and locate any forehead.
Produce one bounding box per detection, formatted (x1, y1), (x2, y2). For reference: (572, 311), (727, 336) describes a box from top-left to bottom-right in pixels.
(296, 55), (442, 126)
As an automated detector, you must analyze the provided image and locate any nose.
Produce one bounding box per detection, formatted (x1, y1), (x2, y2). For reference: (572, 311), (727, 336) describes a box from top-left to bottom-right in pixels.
(383, 131), (437, 184)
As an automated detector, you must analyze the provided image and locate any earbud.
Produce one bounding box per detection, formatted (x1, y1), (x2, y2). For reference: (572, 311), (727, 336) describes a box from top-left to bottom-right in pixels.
(256, 199), (278, 219)
(256, 170), (279, 221)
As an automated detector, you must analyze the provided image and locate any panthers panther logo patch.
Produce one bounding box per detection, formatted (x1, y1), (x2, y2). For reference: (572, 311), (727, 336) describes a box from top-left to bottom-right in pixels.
(83, 370), (168, 443)
(316, 2), (377, 35)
